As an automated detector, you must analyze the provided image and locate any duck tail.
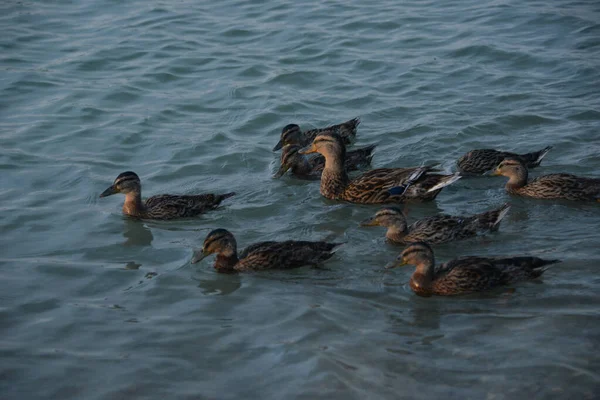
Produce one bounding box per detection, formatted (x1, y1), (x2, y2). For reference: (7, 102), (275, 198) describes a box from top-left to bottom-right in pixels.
(339, 117), (360, 140)
(331, 242), (345, 251)
(347, 117), (361, 129)
(355, 143), (377, 163)
(477, 203), (511, 231)
(324, 242), (345, 254)
(362, 143), (377, 155)
(364, 144), (377, 164)
(426, 173), (462, 193)
(219, 192), (236, 201)
(524, 146), (553, 167)
(532, 259), (561, 276)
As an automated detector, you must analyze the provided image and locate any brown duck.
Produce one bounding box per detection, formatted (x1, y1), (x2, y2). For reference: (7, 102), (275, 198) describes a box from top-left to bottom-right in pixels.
(191, 228), (342, 272)
(273, 143), (376, 179)
(457, 146), (552, 174)
(99, 171), (235, 220)
(493, 158), (600, 201)
(387, 242), (559, 297)
(299, 133), (461, 203)
(360, 203), (510, 244)
(272, 117), (359, 151)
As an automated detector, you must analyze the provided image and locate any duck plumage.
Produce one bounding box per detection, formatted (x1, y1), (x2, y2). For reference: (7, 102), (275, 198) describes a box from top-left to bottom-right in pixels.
(360, 203), (510, 244)
(99, 171), (235, 220)
(387, 242), (559, 296)
(457, 146), (552, 174)
(299, 133), (461, 203)
(192, 229), (342, 272)
(493, 158), (600, 201)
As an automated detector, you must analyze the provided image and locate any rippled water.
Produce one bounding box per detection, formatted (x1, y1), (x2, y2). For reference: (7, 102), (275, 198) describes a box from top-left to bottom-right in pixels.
(2, 1), (600, 399)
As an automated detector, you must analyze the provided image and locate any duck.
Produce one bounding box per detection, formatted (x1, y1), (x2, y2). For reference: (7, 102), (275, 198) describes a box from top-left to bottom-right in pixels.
(457, 146), (552, 175)
(191, 228), (342, 272)
(386, 242), (560, 297)
(272, 117), (359, 151)
(298, 133), (461, 203)
(360, 203), (510, 244)
(493, 158), (600, 201)
(99, 171), (235, 220)
(273, 143), (377, 179)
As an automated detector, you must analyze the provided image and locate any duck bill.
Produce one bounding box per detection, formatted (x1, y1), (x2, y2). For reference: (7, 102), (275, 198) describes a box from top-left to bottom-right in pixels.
(298, 143), (317, 155)
(273, 165), (289, 178)
(99, 185), (118, 198)
(491, 169), (501, 176)
(273, 140), (284, 151)
(191, 249), (208, 264)
(384, 259), (407, 269)
(359, 216), (379, 227)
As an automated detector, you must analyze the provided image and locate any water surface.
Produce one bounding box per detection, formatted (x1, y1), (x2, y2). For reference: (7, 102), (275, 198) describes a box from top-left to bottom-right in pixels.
(1, 1), (600, 399)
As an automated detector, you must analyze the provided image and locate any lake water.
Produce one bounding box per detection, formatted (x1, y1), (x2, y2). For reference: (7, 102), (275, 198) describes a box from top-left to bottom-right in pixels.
(1, 1), (600, 399)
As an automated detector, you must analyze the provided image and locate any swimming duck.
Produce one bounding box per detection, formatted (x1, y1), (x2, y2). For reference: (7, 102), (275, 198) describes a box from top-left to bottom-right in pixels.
(493, 158), (600, 201)
(387, 242), (559, 297)
(360, 203), (510, 244)
(273, 143), (377, 179)
(457, 146), (552, 175)
(299, 133), (461, 203)
(272, 117), (359, 151)
(99, 171), (235, 220)
(191, 228), (342, 272)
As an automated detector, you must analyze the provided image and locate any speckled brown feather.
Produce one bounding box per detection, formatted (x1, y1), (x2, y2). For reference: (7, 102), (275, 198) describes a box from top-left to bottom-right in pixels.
(143, 192), (235, 220)
(368, 204), (510, 244)
(457, 146), (552, 174)
(426, 256), (555, 296)
(495, 158), (600, 201)
(308, 134), (460, 204)
(510, 174), (600, 200)
(100, 171), (235, 220)
(235, 240), (341, 271)
(196, 229), (341, 273)
(394, 243), (559, 297)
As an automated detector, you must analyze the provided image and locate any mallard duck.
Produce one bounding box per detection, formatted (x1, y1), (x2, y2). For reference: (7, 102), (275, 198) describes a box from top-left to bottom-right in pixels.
(191, 228), (342, 272)
(493, 158), (600, 201)
(99, 171), (235, 220)
(298, 133), (461, 203)
(273, 143), (377, 179)
(272, 117), (359, 151)
(457, 146), (552, 175)
(360, 203), (510, 244)
(386, 242), (559, 297)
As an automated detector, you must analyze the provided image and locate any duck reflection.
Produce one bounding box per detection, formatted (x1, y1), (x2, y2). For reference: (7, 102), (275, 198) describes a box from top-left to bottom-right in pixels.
(193, 272), (242, 296)
(408, 299), (442, 331)
(122, 218), (154, 246)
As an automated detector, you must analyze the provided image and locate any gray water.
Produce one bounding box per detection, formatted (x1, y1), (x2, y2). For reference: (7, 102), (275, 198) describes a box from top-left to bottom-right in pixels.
(2, 1), (600, 399)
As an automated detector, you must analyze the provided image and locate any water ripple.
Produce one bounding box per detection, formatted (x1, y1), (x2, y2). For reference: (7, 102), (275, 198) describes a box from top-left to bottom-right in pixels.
(1, 0), (599, 399)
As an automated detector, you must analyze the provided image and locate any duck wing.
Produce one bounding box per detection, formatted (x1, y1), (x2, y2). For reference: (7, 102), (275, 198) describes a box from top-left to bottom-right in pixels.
(523, 174), (600, 200)
(342, 166), (430, 203)
(236, 241), (341, 271)
(145, 192), (235, 219)
(406, 215), (477, 244)
(432, 257), (509, 294)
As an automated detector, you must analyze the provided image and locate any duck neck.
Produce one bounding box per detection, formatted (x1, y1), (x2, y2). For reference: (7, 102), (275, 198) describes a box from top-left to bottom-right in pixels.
(506, 169), (528, 193)
(320, 150), (349, 199)
(123, 191), (146, 217)
(386, 223), (408, 243)
(410, 258), (435, 295)
(291, 156), (313, 176)
(214, 249), (239, 273)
